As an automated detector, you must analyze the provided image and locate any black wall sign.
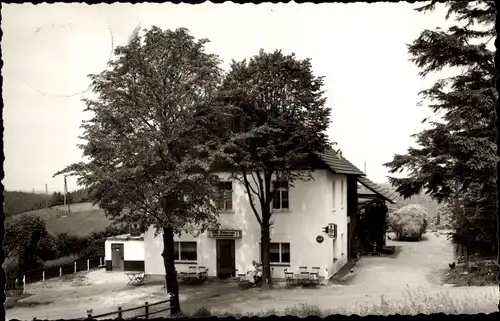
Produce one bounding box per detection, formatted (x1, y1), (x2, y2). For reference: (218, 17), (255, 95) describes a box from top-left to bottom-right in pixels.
(316, 235), (324, 243)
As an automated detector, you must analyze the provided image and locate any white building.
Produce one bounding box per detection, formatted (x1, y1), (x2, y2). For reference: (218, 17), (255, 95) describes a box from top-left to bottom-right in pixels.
(104, 233), (145, 272)
(144, 149), (368, 281)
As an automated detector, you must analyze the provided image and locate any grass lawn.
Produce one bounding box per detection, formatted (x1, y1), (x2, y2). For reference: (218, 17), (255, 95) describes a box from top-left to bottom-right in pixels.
(20, 203), (113, 237)
(443, 259), (498, 287)
(188, 288), (499, 317)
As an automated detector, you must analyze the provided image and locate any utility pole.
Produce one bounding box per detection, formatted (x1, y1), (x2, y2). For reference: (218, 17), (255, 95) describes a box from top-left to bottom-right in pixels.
(45, 184), (49, 208)
(64, 176), (71, 213)
(364, 161), (366, 174)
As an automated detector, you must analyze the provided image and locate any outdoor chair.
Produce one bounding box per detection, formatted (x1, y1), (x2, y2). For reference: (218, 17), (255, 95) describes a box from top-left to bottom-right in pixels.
(310, 267), (321, 285)
(197, 266), (208, 280)
(297, 266), (310, 285)
(188, 266), (198, 279)
(283, 269), (295, 287)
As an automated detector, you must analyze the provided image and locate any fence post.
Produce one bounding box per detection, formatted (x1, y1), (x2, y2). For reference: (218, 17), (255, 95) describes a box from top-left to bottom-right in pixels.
(22, 275), (26, 294)
(100, 257), (103, 266)
(74, 261), (77, 274)
(42, 270), (45, 282)
(60, 267), (62, 277)
(87, 259), (90, 271)
(118, 306), (123, 318)
(145, 302), (149, 319)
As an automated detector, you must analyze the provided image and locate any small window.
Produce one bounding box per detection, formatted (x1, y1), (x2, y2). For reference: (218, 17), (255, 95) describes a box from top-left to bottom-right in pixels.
(173, 242), (197, 261)
(261, 242), (290, 264)
(272, 181), (289, 210)
(216, 181), (233, 211)
(340, 179), (344, 207)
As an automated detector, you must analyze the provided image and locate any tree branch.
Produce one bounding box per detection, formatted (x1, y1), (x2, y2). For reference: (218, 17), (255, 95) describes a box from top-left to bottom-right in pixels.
(238, 170), (263, 226)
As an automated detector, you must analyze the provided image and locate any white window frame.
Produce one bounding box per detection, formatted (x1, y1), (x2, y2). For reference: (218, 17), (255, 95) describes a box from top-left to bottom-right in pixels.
(260, 242), (291, 265)
(173, 241), (197, 262)
(272, 181), (289, 210)
(216, 181), (233, 212)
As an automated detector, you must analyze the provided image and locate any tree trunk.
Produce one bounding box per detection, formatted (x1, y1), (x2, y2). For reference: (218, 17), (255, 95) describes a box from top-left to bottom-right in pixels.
(464, 246), (469, 270)
(161, 226), (181, 316)
(260, 223), (272, 288)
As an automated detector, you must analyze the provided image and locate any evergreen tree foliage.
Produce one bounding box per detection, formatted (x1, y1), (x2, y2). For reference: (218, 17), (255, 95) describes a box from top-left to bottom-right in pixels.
(384, 1), (497, 255)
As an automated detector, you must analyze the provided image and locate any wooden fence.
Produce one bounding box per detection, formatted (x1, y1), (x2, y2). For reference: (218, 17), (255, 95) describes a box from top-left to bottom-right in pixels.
(5, 256), (105, 293)
(80, 298), (176, 320)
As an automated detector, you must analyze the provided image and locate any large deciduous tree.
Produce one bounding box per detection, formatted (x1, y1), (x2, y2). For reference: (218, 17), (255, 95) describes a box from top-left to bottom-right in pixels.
(214, 49), (332, 287)
(54, 27), (223, 314)
(384, 1), (497, 256)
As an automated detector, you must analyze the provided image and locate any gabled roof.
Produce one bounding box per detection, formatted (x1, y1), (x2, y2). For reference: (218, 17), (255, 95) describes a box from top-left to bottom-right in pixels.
(315, 149), (366, 176)
(357, 176), (399, 204)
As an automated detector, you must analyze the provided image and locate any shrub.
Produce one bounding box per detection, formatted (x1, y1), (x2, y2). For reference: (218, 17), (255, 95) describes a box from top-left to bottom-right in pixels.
(3, 256), (20, 278)
(54, 233), (87, 257)
(192, 306), (212, 317)
(388, 204), (429, 240)
(5, 215), (56, 274)
(283, 303), (322, 317)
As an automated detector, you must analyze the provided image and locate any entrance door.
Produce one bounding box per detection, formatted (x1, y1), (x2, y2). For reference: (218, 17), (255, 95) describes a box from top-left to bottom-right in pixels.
(111, 243), (124, 271)
(216, 239), (235, 278)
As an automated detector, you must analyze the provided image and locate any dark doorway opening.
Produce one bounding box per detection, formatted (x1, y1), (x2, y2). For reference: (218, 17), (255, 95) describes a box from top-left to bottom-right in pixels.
(111, 243), (124, 271)
(216, 239), (235, 278)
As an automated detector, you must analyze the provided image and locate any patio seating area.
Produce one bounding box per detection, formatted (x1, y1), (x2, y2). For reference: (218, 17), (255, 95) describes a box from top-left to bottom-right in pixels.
(284, 266), (326, 287)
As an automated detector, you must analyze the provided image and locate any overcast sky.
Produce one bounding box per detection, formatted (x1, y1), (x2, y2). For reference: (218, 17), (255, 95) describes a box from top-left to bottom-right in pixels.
(2, 2), (452, 193)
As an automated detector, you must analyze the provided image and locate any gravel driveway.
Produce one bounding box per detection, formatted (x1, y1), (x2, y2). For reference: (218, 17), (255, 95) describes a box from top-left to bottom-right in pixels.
(7, 231), (499, 319)
(180, 231), (498, 315)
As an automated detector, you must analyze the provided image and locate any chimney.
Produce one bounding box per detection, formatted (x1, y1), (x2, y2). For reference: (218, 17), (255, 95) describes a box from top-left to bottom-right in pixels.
(336, 149), (342, 159)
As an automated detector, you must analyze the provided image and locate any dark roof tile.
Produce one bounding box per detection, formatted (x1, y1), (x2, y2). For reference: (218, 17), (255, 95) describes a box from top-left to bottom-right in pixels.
(315, 149), (365, 176)
(357, 176), (399, 204)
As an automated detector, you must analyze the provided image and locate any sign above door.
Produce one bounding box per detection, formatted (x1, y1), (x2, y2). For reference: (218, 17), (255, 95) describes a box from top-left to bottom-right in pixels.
(208, 229), (242, 239)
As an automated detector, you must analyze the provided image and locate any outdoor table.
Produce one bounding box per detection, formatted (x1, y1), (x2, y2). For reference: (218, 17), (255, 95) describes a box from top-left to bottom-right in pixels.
(125, 271), (145, 285)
